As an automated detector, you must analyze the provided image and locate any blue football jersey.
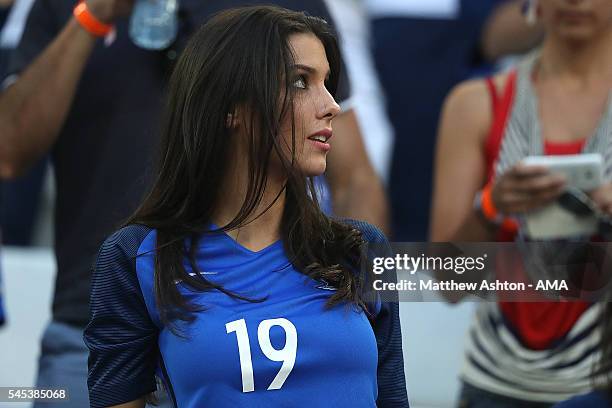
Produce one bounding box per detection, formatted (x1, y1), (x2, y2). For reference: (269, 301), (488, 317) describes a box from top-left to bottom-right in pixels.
(84, 220), (408, 408)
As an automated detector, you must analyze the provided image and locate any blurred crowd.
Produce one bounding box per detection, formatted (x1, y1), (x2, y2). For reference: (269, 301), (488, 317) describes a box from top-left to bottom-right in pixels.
(0, 0), (611, 407)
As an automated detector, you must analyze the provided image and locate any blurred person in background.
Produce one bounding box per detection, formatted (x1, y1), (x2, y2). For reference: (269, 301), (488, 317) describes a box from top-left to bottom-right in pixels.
(324, 0), (395, 183)
(367, 0), (542, 241)
(0, 0), (47, 247)
(0, 0), (387, 406)
(431, 0), (612, 406)
(0, 0), (16, 331)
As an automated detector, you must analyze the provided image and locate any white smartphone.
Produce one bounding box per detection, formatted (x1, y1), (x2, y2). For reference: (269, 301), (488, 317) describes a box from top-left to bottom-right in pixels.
(522, 153), (603, 191)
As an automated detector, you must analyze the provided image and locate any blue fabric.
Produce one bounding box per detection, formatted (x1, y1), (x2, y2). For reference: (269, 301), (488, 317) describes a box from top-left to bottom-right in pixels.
(458, 382), (555, 408)
(85, 220), (408, 408)
(314, 175), (333, 215)
(36, 320), (173, 408)
(33, 321), (90, 408)
(553, 391), (612, 408)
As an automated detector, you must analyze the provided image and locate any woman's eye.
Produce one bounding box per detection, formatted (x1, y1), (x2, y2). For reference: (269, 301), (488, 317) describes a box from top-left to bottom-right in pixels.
(293, 76), (307, 89)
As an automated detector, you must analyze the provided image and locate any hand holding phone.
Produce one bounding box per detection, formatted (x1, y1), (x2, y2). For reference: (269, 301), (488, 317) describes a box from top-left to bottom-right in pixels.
(521, 153), (603, 191)
(492, 163), (566, 214)
(520, 154), (604, 239)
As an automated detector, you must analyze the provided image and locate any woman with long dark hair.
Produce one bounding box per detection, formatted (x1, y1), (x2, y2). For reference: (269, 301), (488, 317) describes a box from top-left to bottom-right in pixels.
(83, 6), (407, 408)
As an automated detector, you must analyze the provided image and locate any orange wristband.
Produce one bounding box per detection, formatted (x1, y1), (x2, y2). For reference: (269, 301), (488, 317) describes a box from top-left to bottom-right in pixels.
(73, 2), (114, 38)
(478, 183), (519, 232)
(481, 183), (499, 221)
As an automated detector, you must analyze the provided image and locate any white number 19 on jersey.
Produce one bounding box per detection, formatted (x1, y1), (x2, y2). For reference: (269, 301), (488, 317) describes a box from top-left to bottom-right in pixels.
(226, 318), (298, 392)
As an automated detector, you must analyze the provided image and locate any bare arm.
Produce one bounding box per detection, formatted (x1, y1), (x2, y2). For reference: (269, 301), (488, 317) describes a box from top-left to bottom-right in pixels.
(481, 0), (544, 62)
(327, 108), (390, 234)
(431, 74), (568, 242)
(0, 17), (95, 178)
(428, 79), (497, 303)
(430, 80), (495, 243)
(0, 0), (132, 179)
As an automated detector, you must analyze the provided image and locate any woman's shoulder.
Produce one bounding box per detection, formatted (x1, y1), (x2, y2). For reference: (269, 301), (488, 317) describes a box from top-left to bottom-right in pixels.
(337, 218), (387, 244)
(440, 76), (498, 145)
(91, 225), (158, 301)
(441, 71), (516, 145)
(448, 71), (513, 109)
(97, 224), (156, 261)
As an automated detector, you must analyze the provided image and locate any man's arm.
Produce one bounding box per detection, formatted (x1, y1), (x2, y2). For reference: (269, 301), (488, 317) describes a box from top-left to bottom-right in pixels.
(0, 0), (132, 179)
(327, 109), (390, 234)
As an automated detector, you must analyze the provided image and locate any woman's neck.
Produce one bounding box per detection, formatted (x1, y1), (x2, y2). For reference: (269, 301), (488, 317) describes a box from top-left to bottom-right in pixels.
(539, 29), (612, 83)
(212, 164), (286, 252)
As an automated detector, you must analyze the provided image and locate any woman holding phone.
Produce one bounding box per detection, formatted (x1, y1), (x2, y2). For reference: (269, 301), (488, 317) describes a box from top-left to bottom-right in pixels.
(431, 0), (612, 405)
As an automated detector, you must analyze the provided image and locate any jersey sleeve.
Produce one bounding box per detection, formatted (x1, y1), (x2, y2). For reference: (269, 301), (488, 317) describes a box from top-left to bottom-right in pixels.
(83, 225), (159, 408)
(371, 295), (409, 407)
(341, 219), (410, 407)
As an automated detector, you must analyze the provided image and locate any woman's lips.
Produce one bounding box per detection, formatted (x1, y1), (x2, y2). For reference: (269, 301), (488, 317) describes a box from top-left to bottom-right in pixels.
(307, 129), (332, 152)
(309, 139), (331, 152)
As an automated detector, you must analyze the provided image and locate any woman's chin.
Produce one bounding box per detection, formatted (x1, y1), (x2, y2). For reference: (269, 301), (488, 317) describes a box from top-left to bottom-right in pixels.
(302, 160), (327, 177)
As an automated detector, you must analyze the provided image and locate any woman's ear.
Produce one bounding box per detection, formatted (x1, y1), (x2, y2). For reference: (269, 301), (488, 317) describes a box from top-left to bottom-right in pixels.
(226, 105), (248, 129)
(226, 111), (239, 129)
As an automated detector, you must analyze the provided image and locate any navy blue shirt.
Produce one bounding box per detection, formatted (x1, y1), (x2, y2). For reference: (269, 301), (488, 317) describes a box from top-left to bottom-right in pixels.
(84, 219), (408, 407)
(370, 0), (505, 241)
(7, 0), (349, 328)
(554, 391), (612, 407)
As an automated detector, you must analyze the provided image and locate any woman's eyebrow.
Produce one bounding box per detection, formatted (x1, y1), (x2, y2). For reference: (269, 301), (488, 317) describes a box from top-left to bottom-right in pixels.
(292, 64), (331, 79)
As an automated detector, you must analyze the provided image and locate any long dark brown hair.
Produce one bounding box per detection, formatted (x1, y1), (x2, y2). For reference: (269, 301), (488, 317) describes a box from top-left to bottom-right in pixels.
(125, 6), (367, 330)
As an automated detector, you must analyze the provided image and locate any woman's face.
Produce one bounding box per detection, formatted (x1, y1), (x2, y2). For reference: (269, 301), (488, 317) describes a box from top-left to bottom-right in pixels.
(278, 33), (341, 177)
(539, 0), (612, 42)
